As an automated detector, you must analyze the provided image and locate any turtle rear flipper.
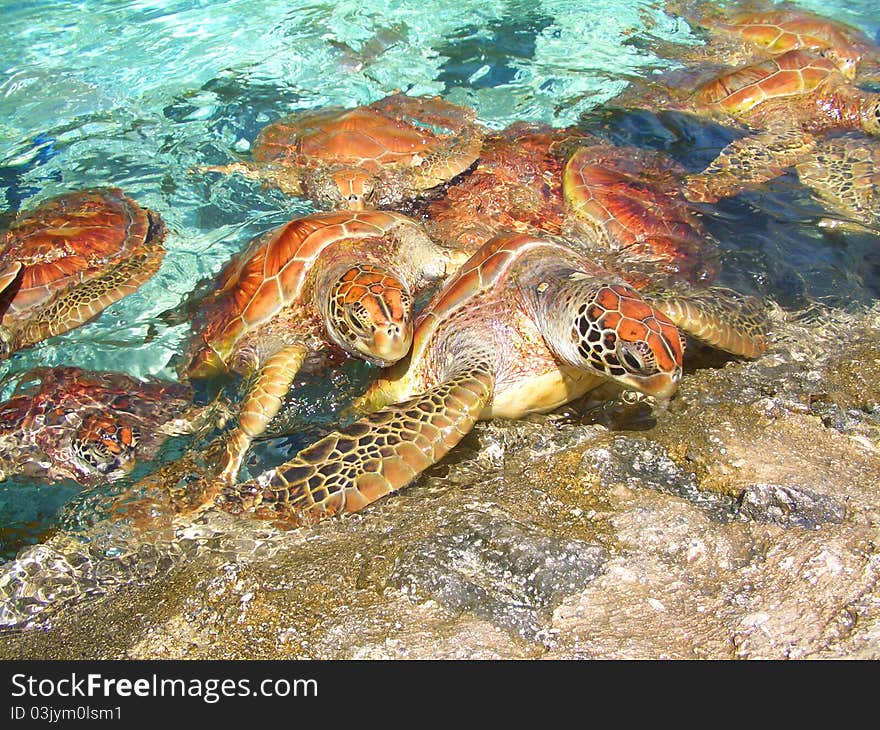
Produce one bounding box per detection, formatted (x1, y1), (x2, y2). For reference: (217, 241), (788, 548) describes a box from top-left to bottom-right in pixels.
(646, 286), (770, 358)
(795, 135), (880, 231)
(216, 364), (494, 529)
(683, 123), (817, 202)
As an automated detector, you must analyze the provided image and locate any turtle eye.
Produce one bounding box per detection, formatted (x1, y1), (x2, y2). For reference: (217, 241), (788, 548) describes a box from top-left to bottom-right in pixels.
(617, 340), (657, 375)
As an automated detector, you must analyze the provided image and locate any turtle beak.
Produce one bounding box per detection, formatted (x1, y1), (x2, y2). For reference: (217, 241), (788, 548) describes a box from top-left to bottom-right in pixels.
(365, 320), (413, 367)
(632, 366), (682, 400)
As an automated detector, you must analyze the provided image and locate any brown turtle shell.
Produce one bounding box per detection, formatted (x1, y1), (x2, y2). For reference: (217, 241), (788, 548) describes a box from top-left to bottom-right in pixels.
(692, 49), (839, 118)
(187, 209), (429, 376)
(0, 188), (166, 352)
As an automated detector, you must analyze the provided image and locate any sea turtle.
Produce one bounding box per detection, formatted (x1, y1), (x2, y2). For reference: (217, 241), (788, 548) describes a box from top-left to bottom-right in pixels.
(215, 233), (686, 528)
(421, 121), (587, 251)
(660, 1), (880, 81)
(635, 49), (880, 203)
(201, 93), (484, 210)
(422, 123), (768, 358)
(0, 188), (166, 358)
(793, 134), (880, 232)
(562, 143), (769, 358)
(422, 122), (713, 276)
(182, 208), (467, 486)
(0, 366), (223, 487)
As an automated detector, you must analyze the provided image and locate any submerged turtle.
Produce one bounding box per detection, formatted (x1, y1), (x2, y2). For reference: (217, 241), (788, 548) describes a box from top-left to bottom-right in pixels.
(635, 49), (880, 202)
(202, 93), (483, 210)
(794, 134), (880, 232)
(182, 209), (466, 485)
(0, 188), (166, 358)
(422, 123), (713, 276)
(423, 124), (767, 358)
(0, 366), (223, 487)
(661, 1), (880, 81)
(215, 233), (686, 528)
(421, 121), (588, 250)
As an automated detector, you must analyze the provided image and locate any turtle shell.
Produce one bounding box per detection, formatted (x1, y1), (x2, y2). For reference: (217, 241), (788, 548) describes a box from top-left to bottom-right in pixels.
(187, 209), (424, 377)
(407, 234), (570, 367)
(719, 8), (879, 79)
(563, 144), (718, 284)
(250, 92), (482, 207)
(422, 122), (591, 250)
(693, 49), (839, 117)
(0, 187), (166, 349)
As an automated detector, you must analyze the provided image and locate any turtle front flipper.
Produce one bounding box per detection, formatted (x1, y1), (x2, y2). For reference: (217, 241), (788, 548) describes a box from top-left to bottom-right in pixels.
(11, 238), (165, 353)
(683, 123), (817, 203)
(216, 363), (495, 529)
(197, 161), (307, 197)
(646, 286), (769, 358)
(219, 342), (309, 484)
(404, 128), (482, 192)
(795, 135), (880, 231)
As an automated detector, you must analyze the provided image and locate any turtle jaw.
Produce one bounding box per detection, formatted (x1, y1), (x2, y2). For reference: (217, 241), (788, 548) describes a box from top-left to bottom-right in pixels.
(616, 367), (682, 401)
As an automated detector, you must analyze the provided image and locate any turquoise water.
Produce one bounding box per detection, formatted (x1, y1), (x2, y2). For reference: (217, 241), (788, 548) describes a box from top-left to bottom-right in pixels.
(0, 0), (879, 559)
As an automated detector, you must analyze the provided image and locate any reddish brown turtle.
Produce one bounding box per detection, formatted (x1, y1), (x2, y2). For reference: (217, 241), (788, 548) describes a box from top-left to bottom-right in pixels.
(562, 143), (769, 358)
(0, 188), (166, 358)
(182, 209), (467, 486)
(215, 233), (686, 528)
(661, 1), (880, 81)
(628, 49), (880, 202)
(0, 366), (223, 488)
(422, 124), (768, 358)
(202, 93), (484, 210)
(420, 121), (588, 250)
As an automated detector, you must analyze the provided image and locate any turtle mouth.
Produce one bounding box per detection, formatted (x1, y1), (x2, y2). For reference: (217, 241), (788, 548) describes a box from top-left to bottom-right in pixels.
(626, 367), (682, 400)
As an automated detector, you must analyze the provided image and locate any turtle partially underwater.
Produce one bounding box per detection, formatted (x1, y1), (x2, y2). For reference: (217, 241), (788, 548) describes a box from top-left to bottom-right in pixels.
(202, 93), (484, 210)
(660, 0), (880, 81)
(562, 144), (769, 358)
(182, 209), (467, 486)
(216, 233), (686, 528)
(0, 188), (166, 358)
(0, 366), (223, 487)
(422, 123), (768, 358)
(793, 134), (880, 232)
(623, 48), (880, 203)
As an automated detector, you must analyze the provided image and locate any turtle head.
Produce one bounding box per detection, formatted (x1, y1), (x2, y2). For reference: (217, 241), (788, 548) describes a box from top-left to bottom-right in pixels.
(315, 168), (376, 210)
(559, 279), (685, 399)
(861, 96), (880, 136)
(71, 416), (139, 481)
(325, 263), (413, 367)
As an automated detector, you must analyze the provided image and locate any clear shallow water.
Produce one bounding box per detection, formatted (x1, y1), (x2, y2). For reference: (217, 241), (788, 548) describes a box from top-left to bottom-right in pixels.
(0, 0), (879, 561)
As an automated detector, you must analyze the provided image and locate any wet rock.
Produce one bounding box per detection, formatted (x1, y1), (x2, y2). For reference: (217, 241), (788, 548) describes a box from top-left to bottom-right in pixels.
(386, 506), (608, 641)
(735, 483), (847, 529)
(579, 435), (736, 519)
